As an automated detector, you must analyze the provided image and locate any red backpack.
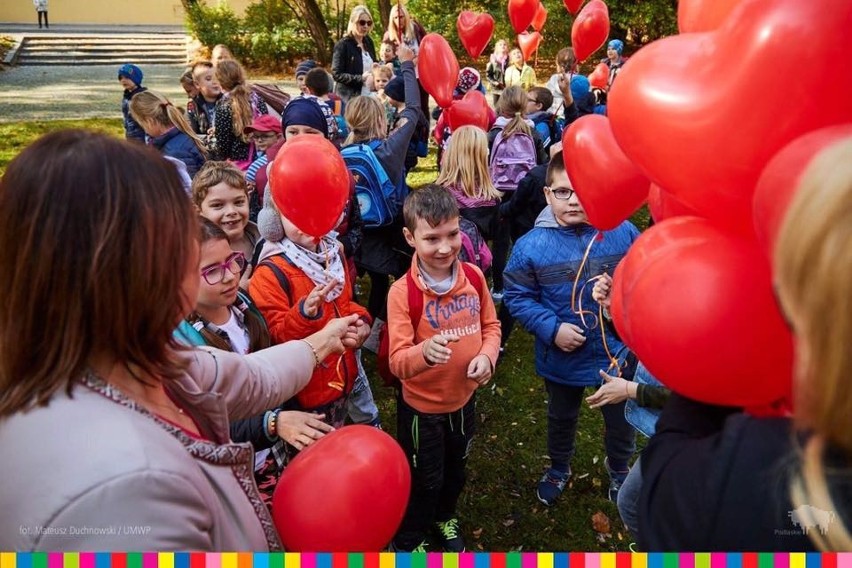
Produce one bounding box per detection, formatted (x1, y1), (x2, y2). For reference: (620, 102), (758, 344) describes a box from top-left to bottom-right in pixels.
(377, 263), (485, 388)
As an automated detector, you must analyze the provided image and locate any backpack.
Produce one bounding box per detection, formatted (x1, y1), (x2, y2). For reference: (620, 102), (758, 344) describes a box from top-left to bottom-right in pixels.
(377, 263), (486, 388)
(341, 141), (408, 228)
(458, 217), (492, 272)
(489, 129), (537, 191)
(548, 114), (565, 149)
(327, 96), (349, 144)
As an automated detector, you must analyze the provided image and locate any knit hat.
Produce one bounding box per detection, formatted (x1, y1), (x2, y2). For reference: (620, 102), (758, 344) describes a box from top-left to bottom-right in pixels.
(607, 39), (624, 55)
(384, 76), (405, 103)
(457, 67), (481, 94)
(571, 74), (591, 103)
(117, 64), (144, 86)
(281, 96), (330, 140)
(243, 114), (283, 135)
(295, 59), (318, 78)
(258, 182), (285, 242)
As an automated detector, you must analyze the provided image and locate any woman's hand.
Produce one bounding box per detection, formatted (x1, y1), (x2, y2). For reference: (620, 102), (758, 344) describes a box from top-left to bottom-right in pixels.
(586, 370), (634, 408)
(277, 411), (334, 451)
(306, 314), (361, 360)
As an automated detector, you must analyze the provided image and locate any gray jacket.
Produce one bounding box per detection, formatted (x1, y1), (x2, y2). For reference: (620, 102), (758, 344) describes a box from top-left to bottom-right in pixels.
(0, 343), (315, 551)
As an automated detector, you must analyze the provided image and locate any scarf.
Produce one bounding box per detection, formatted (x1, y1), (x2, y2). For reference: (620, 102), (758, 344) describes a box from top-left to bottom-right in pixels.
(279, 235), (346, 302)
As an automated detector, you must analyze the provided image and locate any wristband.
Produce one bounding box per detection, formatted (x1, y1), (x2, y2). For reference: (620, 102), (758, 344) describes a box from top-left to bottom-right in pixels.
(265, 409), (281, 442)
(301, 339), (321, 368)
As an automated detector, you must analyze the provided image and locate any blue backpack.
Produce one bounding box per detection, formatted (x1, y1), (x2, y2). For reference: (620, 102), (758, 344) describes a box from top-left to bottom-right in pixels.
(341, 140), (407, 227)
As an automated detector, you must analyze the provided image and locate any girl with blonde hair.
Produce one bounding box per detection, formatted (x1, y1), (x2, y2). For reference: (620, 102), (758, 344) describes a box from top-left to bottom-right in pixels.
(214, 59), (269, 168)
(129, 89), (208, 178)
(436, 125), (502, 239)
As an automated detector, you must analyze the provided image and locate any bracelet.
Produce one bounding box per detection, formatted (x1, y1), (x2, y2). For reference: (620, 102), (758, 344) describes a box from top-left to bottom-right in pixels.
(265, 409), (281, 441)
(301, 339), (321, 368)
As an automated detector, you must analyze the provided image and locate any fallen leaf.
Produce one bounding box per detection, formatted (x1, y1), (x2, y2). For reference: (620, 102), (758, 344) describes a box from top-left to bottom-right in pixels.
(509, 491), (521, 498)
(577, 473), (589, 479)
(472, 528), (483, 539)
(593, 455), (600, 465)
(476, 544), (484, 551)
(511, 422), (518, 426)
(502, 518), (515, 527)
(592, 477), (602, 488)
(592, 511), (611, 533)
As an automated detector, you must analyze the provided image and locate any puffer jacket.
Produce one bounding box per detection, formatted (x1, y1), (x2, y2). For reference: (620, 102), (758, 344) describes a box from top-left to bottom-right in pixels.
(122, 85), (147, 143)
(150, 127), (207, 179)
(503, 206), (639, 386)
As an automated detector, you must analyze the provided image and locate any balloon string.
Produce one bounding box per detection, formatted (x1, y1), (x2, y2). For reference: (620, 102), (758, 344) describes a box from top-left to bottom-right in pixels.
(570, 230), (600, 329)
(598, 301), (622, 376)
(328, 354), (345, 391)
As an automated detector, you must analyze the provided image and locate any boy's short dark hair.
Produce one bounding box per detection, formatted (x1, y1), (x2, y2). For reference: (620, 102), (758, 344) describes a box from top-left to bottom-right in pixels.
(529, 87), (553, 112)
(546, 151), (566, 186)
(403, 184), (459, 234)
(304, 67), (331, 96)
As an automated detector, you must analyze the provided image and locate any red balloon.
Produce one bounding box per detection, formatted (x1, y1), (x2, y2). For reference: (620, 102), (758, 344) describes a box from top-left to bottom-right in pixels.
(753, 125), (852, 261)
(270, 136), (350, 238)
(508, 0), (538, 34)
(456, 11), (494, 60)
(678, 0), (739, 33)
(517, 31), (543, 62)
(609, 0), (852, 236)
(571, 0), (609, 63)
(561, 115), (649, 231)
(417, 33), (460, 109)
(588, 61), (609, 90)
(563, 0), (585, 15)
(647, 184), (698, 222)
(447, 89), (491, 132)
(612, 217), (794, 407)
(531, 2), (548, 31)
(272, 425), (411, 551)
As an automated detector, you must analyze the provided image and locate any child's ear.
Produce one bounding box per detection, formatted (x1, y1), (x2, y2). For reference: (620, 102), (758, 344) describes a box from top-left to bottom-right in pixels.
(402, 226), (416, 248)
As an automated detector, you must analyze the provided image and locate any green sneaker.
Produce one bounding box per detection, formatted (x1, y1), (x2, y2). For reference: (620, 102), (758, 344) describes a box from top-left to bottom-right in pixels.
(434, 518), (465, 552)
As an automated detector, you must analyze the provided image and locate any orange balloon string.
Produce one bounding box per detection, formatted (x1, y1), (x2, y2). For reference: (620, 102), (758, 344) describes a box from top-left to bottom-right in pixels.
(598, 301), (622, 377)
(569, 230), (601, 329)
(328, 355), (345, 392)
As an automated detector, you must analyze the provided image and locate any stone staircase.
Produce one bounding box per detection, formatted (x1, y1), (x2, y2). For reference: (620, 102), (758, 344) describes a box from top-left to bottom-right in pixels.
(14, 33), (189, 66)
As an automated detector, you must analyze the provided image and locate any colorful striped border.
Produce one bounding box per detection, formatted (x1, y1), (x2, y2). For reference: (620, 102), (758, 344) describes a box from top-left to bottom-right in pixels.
(1, 554), (851, 568)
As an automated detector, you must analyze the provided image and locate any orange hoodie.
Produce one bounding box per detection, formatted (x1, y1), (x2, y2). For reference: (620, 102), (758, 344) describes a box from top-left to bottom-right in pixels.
(387, 256), (501, 413)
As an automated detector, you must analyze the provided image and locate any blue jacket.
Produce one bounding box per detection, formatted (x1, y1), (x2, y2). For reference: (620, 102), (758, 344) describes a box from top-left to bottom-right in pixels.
(122, 86), (147, 143)
(151, 127), (206, 179)
(504, 207), (639, 386)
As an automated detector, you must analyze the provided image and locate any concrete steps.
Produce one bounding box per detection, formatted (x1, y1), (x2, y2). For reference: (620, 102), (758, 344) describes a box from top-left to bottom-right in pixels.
(15, 34), (189, 66)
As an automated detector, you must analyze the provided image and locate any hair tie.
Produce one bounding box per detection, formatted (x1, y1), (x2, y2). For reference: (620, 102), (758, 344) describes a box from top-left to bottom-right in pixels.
(514, 111), (522, 117)
(160, 101), (172, 108)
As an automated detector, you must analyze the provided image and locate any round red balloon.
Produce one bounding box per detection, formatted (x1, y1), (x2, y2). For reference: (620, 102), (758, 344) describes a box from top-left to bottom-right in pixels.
(456, 11), (494, 60)
(269, 136), (350, 238)
(608, 0), (852, 236)
(517, 31), (543, 62)
(417, 33), (460, 109)
(508, 0), (538, 34)
(447, 90), (491, 132)
(561, 114), (649, 231)
(272, 425), (411, 551)
(531, 2), (548, 31)
(571, 0), (609, 63)
(588, 61), (609, 90)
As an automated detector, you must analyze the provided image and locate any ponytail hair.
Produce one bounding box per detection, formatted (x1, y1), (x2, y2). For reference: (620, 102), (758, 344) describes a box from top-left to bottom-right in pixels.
(496, 86), (533, 139)
(129, 90), (208, 157)
(435, 126), (501, 201)
(216, 59), (253, 143)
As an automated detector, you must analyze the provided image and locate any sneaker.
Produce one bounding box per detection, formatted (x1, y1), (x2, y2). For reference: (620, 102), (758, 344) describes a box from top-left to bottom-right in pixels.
(604, 457), (629, 503)
(536, 467), (571, 506)
(389, 539), (428, 552)
(434, 518), (465, 552)
(490, 288), (504, 304)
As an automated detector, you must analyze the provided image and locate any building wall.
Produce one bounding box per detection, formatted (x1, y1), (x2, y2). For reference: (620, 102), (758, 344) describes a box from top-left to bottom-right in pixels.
(1, 0), (253, 25)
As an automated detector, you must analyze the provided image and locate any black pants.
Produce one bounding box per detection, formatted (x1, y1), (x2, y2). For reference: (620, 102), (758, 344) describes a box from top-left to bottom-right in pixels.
(490, 193), (513, 292)
(393, 393), (476, 550)
(365, 270), (390, 321)
(544, 380), (635, 472)
(38, 11), (49, 28)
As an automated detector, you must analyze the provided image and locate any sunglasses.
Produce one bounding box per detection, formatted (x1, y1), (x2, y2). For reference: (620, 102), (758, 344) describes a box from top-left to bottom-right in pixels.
(358, 19), (373, 27)
(200, 251), (246, 285)
(545, 186), (575, 200)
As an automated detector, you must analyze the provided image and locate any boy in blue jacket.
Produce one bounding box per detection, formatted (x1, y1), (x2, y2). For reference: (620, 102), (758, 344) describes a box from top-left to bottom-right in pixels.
(503, 151), (640, 506)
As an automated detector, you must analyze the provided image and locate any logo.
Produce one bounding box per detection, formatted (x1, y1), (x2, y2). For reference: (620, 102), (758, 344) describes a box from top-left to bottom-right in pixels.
(788, 504), (836, 535)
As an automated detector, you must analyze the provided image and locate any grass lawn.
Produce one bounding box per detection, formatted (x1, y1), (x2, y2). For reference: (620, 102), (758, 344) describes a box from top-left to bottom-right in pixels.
(1, 118), (649, 551)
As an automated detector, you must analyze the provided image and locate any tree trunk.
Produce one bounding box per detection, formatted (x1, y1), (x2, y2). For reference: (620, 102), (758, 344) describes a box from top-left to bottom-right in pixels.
(377, 0), (391, 32)
(287, 0), (333, 64)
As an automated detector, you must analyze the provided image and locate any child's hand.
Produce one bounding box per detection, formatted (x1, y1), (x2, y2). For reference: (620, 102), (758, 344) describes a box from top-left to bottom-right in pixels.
(276, 411), (334, 451)
(592, 273), (613, 308)
(303, 280), (338, 318)
(586, 370), (633, 409)
(554, 323), (586, 352)
(558, 72), (574, 103)
(467, 354), (493, 386)
(342, 318), (371, 349)
(422, 333), (459, 365)
(398, 44), (415, 63)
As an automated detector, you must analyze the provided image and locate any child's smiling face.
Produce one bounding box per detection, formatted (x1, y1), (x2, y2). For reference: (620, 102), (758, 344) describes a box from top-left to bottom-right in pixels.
(199, 182), (249, 243)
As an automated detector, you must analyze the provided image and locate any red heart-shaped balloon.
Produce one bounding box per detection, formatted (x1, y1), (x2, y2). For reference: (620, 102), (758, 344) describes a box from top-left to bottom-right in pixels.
(609, 0), (852, 236)
(561, 114), (649, 231)
(517, 31), (543, 62)
(563, 0), (585, 15)
(270, 136), (350, 238)
(531, 2), (548, 31)
(612, 217), (794, 407)
(456, 11), (495, 60)
(752, 124), (852, 261)
(678, 0), (739, 33)
(571, 0), (610, 63)
(588, 61), (609, 90)
(447, 89), (491, 132)
(647, 184), (698, 223)
(417, 33), (460, 109)
(508, 0), (538, 34)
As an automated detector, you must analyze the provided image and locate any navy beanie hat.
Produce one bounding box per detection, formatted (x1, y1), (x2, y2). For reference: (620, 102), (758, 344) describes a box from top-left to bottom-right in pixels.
(296, 59), (318, 78)
(118, 64), (144, 86)
(384, 76), (405, 103)
(281, 97), (329, 139)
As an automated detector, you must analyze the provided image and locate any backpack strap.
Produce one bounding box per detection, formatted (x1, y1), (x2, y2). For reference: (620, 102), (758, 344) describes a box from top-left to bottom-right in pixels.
(405, 269), (424, 335)
(257, 258), (293, 304)
(460, 262), (486, 300)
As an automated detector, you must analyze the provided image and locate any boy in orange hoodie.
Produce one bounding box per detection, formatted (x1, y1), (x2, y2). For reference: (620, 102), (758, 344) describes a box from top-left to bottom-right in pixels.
(388, 184), (501, 552)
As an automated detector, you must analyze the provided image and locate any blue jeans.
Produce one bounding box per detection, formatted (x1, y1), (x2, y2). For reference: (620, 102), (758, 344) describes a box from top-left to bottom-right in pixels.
(617, 455), (642, 540)
(346, 350), (381, 426)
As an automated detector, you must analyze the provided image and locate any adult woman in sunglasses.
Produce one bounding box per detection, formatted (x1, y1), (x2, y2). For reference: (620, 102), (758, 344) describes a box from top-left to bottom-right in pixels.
(332, 5), (378, 102)
(0, 130), (357, 550)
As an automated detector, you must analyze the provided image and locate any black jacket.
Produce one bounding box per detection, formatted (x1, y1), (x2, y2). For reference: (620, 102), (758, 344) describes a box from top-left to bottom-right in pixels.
(499, 163), (548, 241)
(331, 35), (377, 101)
